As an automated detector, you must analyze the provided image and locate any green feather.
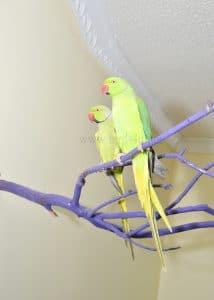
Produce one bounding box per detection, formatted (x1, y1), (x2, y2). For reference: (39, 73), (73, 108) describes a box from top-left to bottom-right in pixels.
(136, 97), (152, 141)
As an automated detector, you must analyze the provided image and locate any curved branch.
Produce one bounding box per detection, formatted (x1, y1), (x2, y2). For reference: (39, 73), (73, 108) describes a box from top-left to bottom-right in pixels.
(0, 180), (74, 214)
(88, 190), (136, 217)
(167, 161), (214, 210)
(159, 152), (214, 178)
(88, 184), (171, 217)
(98, 204), (214, 221)
(132, 221), (214, 238)
(130, 161), (214, 237)
(0, 104), (213, 252)
(72, 102), (214, 205)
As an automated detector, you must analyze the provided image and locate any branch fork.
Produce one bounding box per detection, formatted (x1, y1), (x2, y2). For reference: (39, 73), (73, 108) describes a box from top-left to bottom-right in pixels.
(0, 103), (213, 252)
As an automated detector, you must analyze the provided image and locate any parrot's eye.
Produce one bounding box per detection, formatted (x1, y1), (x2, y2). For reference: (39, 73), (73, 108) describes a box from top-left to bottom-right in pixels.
(96, 109), (99, 111)
(111, 80), (116, 84)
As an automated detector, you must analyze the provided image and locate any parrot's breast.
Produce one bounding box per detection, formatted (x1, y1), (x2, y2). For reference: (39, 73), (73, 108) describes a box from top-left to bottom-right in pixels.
(112, 94), (146, 153)
(96, 119), (120, 163)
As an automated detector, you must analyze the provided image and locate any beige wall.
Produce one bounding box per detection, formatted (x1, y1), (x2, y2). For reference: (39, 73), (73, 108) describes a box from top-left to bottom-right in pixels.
(2, 2), (211, 300)
(0, 1), (160, 299)
(158, 152), (214, 300)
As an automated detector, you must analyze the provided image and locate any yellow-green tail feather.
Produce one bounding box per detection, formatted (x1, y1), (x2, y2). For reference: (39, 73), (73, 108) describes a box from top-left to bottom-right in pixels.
(150, 204), (166, 271)
(114, 172), (135, 260)
(132, 152), (171, 269)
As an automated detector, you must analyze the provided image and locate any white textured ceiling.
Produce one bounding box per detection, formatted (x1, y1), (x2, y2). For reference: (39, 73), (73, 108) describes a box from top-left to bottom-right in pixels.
(70, 0), (214, 152)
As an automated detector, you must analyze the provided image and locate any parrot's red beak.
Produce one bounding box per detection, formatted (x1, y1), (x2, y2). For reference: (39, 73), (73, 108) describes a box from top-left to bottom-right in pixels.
(88, 112), (95, 122)
(101, 83), (109, 95)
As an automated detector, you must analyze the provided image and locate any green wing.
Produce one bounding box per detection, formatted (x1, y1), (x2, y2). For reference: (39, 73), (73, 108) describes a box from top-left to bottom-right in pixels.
(95, 121), (119, 163)
(136, 97), (152, 141)
(95, 131), (107, 162)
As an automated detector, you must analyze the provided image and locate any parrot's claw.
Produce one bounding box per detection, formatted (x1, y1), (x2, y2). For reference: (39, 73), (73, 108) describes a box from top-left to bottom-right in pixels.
(116, 153), (125, 165)
(137, 144), (144, 152)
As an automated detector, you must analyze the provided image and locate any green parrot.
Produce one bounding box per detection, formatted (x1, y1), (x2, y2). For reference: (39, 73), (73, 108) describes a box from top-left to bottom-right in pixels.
(88, 105), (134, 259)
(101, 77), (172, 270)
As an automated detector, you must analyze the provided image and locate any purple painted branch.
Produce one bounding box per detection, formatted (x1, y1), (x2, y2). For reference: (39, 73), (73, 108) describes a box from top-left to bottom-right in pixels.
(118, 101), (214, 164)
(98, 204), (214, 221)
(131, 161), (214, 237)
(94, 217), (180, 252)
(72, 102), (214, 206)
(159, 151), (214, 178)
(88, 184), (170, 217)
(0, 180), (75, 214)
(169, 205), (214, 215)
(0, 104), (213, 252)
(88, 190), (136, 217)
(133, 221), (214, 238)
(167, 161), (214, 210)
(0, 177), (213, 250)
(0, 180), (120, 232)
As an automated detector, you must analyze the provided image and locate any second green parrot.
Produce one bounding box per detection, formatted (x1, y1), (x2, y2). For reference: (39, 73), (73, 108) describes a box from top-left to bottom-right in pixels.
(88, 105), (134, 259)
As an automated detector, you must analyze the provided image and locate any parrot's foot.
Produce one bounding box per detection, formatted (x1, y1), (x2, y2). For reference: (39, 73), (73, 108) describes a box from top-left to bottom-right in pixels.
(116, 153), (125, 165)
(137, 144), (144, 152)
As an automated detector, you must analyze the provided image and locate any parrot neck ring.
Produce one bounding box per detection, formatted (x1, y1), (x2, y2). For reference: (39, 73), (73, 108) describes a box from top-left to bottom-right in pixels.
(88, 111), (112, 124)
(98, 112), (112, 123)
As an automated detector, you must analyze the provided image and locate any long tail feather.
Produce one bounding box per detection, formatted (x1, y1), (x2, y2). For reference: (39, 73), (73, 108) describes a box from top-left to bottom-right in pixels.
(149, 184), (172, 232)
(132, 152), (171, 269)
(114, 172), (135, 260)
(150, 201), (166, 271)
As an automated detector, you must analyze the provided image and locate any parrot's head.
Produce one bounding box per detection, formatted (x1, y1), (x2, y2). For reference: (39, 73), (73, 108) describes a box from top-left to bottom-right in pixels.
(88, 105), (111, 123)
(101, 77), (131, 96)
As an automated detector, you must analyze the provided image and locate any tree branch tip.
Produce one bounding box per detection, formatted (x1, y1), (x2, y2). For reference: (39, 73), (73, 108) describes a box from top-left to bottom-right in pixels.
(179, 148), (186, 156)
(206, 101), (214, 112)
(163, 183), (173, 190)
(48, 210), (58, 217)
(168, 246), (181, 251)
